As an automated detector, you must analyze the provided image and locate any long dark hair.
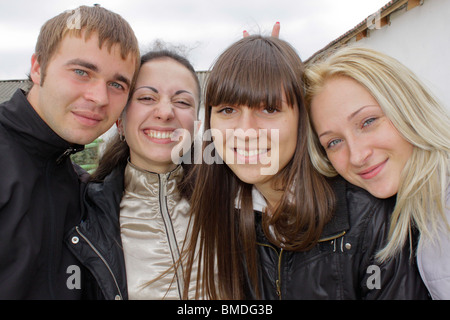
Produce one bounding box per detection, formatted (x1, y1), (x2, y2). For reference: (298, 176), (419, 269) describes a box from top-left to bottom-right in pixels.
(183, 36), (336, 299)
(90, 50), (200, 198)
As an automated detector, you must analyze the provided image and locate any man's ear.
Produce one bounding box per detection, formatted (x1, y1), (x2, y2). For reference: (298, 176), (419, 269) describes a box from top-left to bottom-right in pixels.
(30, 54), (42, 86)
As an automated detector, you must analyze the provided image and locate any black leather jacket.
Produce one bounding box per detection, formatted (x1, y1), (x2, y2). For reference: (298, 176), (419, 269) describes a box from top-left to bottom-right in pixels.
(65, 165), (127, 300)
(244, 177), (430, 300)
(0, 90), (86, 299)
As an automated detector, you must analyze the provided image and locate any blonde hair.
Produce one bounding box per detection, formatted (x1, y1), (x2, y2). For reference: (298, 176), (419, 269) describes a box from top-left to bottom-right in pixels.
(34, 5), (140, 86)
(304, 46), (450, 261)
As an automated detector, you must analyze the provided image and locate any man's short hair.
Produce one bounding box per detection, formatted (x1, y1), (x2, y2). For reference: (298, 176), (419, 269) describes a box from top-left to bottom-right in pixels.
(34, 5), (140, 86)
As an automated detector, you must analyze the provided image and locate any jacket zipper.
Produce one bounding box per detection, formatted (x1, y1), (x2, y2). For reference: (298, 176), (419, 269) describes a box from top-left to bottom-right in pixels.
(45, 160), (57, 298)
(45, 149), (83, 298)
(158, 173), (184, 299)
(75, 226), (123, 300)
(318, 231), (346, 243)
(56, 146), (83, 164)
(256, 231), (346, 299)
(256, 242), (284, 299)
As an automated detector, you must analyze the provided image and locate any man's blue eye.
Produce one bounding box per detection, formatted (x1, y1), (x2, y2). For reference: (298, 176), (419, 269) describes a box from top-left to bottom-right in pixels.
(74, 69), (87, 76)
(110, 82), (124, 90)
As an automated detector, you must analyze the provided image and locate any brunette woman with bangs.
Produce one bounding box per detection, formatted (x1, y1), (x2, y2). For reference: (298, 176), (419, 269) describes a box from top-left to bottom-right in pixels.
(183, 35), (429, 300)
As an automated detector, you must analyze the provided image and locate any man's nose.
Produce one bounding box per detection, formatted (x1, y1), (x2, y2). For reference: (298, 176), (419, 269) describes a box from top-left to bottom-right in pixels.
(85, 80), (109, 106)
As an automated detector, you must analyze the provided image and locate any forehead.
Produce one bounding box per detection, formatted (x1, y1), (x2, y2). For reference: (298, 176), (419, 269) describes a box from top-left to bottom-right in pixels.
(136, 59), (198, 91)
(311, 77), (384, 135)
(52, 32), (137, 69)
(313, 77), (376, 111)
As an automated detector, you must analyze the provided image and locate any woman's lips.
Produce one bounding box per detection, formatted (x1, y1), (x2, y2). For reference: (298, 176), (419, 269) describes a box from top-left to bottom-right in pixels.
(358, 159), (388, 179)
(143, 128), (176, 144)
(233, 148), (269, 164)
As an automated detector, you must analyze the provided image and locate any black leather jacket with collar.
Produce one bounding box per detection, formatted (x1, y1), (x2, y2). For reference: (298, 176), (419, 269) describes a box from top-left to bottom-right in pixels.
(244, 177), (430, 300)
(0, 89), (85, 299)
(65, 164), (127, 300)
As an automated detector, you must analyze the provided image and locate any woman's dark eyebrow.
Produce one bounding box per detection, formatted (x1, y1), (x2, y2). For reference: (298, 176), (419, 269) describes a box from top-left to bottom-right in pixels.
(174, 90), (193, 96)
(134, 86), (158, 93)
(134, 87), (193, 97)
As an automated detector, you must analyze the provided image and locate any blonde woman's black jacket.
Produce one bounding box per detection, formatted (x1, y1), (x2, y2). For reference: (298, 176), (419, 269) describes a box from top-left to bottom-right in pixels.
(0, 90), (86, 299)
(244, 177), (430, 299)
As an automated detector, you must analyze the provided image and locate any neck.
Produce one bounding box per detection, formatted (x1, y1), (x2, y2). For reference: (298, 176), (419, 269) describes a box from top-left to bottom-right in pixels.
(128, 157), (177, 174)
(254, 182), (283, 213)
(26, 84), (41, 116)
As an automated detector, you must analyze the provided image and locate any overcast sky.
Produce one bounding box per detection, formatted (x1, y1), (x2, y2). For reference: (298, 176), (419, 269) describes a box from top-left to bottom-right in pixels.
(0, 0), (390, 80)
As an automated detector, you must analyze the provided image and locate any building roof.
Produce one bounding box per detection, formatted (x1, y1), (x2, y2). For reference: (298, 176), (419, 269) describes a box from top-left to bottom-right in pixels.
(305, 0), (422, 64)
(0, 79), (32, 104)
(2, 1), (420, 101)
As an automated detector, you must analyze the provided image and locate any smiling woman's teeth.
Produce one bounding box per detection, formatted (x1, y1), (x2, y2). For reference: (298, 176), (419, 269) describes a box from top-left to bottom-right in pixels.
(235, 149), (267, 157)
(145, 130), (173, 139)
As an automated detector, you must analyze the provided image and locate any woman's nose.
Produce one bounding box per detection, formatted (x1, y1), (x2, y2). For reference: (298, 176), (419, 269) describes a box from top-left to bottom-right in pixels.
(348, 138), (372, 167)
(232, 109), (260, 149)
(153, 100), (175, 121)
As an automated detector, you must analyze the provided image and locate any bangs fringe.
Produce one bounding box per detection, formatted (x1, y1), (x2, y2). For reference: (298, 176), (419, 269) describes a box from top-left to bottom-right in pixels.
(205, 37), (298, 110)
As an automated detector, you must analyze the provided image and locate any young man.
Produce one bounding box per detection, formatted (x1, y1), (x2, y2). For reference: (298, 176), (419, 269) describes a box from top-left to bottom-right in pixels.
(0, 5), (140, 299)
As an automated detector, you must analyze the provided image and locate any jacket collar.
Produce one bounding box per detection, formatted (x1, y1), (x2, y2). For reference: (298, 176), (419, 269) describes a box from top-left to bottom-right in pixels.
(123, 161), (184, 198)
(84, 163), (126, 221)
(248, 176), (350, 243)
(319, 176), (350, 241)
(0, 89), (84, 161)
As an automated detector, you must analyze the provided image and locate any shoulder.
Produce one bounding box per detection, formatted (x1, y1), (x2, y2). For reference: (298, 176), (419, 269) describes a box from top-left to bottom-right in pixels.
(84, 165), (125, 210)
(416, 185), (450, 299)
(342, 177), (394, 227)
(72, 163), (90, 183)
(329, 176), (395, 241)
(0, 125), (34, 197)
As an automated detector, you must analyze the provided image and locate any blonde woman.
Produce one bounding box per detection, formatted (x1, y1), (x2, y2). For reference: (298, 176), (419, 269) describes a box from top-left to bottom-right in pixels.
(305, 46), (450, 299)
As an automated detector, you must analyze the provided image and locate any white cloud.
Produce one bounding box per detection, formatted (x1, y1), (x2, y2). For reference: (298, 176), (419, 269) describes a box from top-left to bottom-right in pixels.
(0, 0), (389, 78)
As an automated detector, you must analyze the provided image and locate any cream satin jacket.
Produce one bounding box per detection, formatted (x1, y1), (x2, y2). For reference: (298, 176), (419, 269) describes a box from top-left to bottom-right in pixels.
(119, 162), (196, 299)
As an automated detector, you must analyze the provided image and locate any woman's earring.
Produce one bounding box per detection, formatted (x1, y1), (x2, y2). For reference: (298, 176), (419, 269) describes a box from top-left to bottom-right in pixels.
(116, 119), (126, 142)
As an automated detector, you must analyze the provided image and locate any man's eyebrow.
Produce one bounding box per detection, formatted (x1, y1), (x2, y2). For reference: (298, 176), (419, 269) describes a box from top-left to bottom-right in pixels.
(66, 59), (131, 88)
(65, 59), (98, 72)
(114, 74), (131, 89)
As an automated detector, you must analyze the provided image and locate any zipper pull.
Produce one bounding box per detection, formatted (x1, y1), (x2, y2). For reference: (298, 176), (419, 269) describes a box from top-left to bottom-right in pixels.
(276, 279), (281, 297)
(56, 148), (74, 164)
(56, 146), (84, 164)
